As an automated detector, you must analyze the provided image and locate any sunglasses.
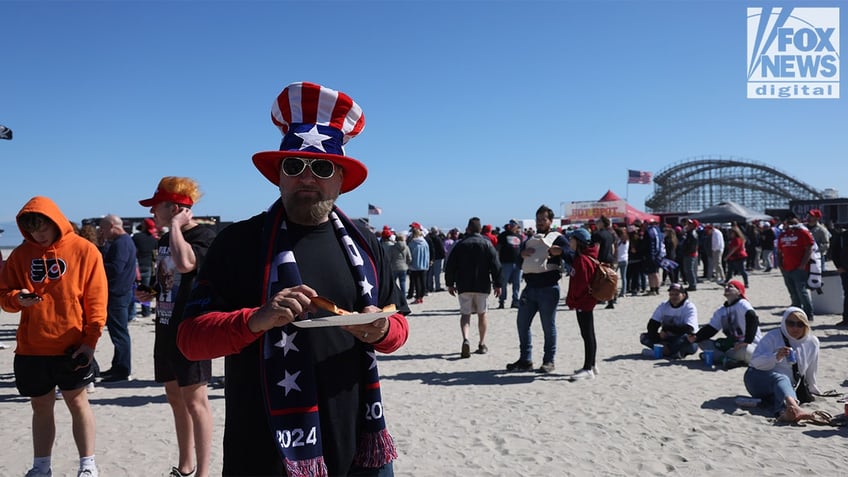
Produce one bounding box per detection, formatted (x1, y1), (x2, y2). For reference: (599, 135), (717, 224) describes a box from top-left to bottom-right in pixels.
(786, 320), (806, 329)
(281, 157), (335, 179)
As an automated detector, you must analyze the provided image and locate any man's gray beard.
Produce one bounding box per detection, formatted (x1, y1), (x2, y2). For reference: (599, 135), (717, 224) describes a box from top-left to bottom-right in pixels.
(284, 197), (336, 225)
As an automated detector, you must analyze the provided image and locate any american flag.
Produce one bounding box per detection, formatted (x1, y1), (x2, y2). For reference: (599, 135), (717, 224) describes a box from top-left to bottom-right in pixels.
(627, 170), (652, 184)
(368, 203), (382, 215)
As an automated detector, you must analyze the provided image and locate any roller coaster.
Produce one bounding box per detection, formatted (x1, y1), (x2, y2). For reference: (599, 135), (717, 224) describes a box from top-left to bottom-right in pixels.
(645, 155), (824, 213)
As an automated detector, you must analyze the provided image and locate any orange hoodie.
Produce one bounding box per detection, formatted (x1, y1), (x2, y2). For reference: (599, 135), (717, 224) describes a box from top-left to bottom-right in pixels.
(0, 196), (108, 355)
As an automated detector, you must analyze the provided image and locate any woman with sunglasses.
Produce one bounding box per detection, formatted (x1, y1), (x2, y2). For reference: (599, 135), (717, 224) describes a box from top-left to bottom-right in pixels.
(743, 306), (821, 422)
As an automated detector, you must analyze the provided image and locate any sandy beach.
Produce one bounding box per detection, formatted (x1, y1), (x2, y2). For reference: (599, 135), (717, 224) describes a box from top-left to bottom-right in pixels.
(2, 269), (847, 476)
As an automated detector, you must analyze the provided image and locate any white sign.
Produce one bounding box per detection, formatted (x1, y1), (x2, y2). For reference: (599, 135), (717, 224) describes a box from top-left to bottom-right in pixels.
(564, 200), (627, 221)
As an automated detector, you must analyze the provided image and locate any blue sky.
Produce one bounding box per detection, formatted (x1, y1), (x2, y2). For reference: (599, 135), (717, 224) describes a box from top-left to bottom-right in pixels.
(1, 1), (845, 246)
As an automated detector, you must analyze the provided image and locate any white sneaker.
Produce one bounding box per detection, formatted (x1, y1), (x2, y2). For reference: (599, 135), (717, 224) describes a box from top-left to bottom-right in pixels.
(573, 366), (599, 375)
(570, 369), (595, 381)
(25, 468), (52, 477)
(77, 467), (98, 477)
(86, 382), (95, 394)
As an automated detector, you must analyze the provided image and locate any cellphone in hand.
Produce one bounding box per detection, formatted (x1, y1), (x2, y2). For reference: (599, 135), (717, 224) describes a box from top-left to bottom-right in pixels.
(20, 292), (40, 300)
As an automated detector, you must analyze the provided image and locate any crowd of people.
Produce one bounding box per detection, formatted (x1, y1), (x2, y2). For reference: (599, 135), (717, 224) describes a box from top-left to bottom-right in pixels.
(2, 79), (847, 476)
(1, 82), (413, 477)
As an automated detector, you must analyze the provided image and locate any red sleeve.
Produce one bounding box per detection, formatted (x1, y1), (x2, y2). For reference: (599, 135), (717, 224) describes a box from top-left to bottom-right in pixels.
(373, 312), (409, 354)
(177, 308), (263, 360)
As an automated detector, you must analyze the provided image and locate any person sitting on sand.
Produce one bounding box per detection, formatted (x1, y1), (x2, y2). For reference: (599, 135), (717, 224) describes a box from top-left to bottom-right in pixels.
(639, 283), (699, 359)
(743, 307), (820, 422)
(688, 280), (762, 368)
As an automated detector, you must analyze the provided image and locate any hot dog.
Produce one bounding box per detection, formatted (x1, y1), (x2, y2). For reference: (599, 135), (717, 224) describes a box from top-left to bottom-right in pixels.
(311, 296), (351, 315)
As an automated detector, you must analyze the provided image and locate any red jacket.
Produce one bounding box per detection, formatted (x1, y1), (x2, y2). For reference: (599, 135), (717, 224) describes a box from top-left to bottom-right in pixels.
(566, 244), (599, 311)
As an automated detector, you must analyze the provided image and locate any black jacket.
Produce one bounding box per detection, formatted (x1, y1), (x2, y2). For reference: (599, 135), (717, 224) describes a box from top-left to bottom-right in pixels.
(444, 233), (501, 293)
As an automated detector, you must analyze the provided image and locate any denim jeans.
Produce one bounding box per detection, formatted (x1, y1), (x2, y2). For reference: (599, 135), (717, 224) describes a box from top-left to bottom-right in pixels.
(744, 367), (796, 416)
(516, 285), (560, 364)
(760, 249), (773, 270)
(682, 256), (698, 288)
(392, 270), (408, 298)
(782, 268), (813, 319)
(617, 261), (628, 297)
(499, 262), (522, 306)
(640, 332), (698, 358)
(427, 258), (443, 291)
(106, 290), (133, 375)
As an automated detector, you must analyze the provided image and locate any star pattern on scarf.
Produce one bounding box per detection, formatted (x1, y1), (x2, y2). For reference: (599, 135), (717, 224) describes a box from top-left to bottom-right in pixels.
(358, 278), (374, 299)
(295, 125), (332, 152)
(278, 370), (302, 396)
(367, 350), (378, 370)
(274, 330), (300, 357)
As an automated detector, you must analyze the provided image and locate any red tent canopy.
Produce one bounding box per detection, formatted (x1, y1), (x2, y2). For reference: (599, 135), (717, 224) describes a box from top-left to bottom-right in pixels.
(598, 190), (659, 224)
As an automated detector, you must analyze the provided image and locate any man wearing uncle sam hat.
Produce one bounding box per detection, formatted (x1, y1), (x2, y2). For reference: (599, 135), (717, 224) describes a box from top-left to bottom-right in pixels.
(177, 82), (410, 477)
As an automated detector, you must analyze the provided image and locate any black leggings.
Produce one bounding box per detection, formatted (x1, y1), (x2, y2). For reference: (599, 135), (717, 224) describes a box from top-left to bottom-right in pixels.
(409, 270), (427, 299)
(576, 310), (597, 370)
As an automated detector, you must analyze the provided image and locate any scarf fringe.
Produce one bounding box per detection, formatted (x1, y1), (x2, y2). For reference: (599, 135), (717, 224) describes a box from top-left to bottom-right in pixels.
(285, 456), (327, 477)
(352, 428), (398, 469)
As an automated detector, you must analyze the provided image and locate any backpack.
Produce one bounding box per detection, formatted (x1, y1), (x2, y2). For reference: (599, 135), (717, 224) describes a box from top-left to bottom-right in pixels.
(587, 256), (619, 302)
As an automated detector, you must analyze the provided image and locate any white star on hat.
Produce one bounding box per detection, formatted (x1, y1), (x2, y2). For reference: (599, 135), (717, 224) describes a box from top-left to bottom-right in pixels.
(277, 370), (302, 396)
(295, 125), (332, 152)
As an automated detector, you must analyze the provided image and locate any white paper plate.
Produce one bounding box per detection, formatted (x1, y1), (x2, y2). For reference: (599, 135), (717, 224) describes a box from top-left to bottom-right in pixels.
(291, 311), (395, 328)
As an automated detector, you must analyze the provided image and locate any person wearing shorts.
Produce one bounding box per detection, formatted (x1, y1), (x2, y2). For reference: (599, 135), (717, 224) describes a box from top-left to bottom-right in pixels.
(444, 217), (502, 359)
(0, 196), (108, 477)
(137, 177), (217, 477)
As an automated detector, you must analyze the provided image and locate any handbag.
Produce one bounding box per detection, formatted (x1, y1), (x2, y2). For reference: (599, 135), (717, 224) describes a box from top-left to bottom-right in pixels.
(781, 333), (815, 404)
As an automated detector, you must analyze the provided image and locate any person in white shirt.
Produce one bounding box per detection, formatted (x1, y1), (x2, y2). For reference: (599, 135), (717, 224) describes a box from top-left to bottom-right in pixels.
(639, 283), (699, 358)
(710, 225), (725, 282)
(744, 307), (820, 422)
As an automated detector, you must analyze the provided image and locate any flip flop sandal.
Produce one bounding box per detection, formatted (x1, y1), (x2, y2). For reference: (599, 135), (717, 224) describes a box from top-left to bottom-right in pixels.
(796, 410), (834, 426)
(813, 389), (843, 398)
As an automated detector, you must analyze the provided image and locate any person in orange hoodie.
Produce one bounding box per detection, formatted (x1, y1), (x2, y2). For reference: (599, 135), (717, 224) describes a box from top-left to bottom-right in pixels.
(0, 196), (108, 477)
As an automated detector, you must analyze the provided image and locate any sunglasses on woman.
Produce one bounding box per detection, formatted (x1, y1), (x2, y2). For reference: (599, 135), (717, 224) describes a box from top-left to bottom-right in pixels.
(281, 157), (336, 179)
(786, 320), (806, 329)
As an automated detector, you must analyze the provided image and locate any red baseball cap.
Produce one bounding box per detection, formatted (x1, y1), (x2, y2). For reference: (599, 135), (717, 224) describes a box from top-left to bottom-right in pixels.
(726, 280), (746, 298)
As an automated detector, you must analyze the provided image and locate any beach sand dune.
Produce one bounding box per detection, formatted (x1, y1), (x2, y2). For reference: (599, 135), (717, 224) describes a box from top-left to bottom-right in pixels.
(2, 270), (847, 476)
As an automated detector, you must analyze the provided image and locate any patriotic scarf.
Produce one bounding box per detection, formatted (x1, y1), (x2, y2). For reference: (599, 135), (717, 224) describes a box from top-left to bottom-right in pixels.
(259, 199), (397, 476)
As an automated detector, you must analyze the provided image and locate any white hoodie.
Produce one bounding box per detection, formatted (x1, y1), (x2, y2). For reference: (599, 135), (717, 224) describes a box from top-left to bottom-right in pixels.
(748, 307), (821, 394)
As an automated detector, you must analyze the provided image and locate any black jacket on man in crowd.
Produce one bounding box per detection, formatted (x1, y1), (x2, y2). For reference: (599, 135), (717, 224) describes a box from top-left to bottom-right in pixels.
(444, 233), (502, 294)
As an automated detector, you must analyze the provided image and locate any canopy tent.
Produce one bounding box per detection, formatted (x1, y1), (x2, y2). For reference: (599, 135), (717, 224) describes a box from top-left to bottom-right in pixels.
(686, 201), (773, 224)
(597, 190), (660, 224)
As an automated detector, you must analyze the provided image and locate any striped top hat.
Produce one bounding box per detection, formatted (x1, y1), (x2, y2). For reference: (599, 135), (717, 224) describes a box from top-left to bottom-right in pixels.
(252, 82), (367, 193)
